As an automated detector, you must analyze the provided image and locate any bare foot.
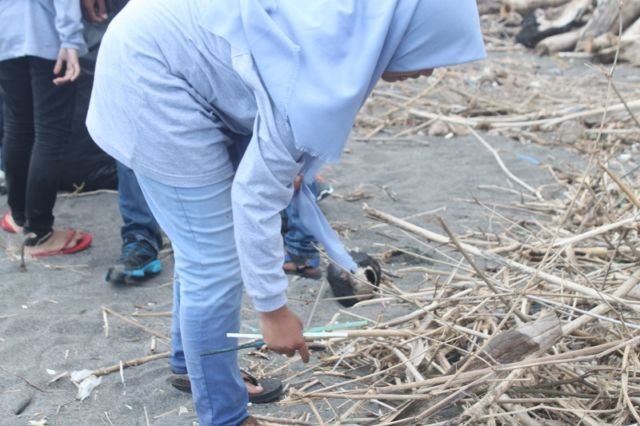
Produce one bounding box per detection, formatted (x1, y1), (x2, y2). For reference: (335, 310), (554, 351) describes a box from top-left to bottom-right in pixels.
(4, 213), (23, 233)
(24, 228), (84, 257)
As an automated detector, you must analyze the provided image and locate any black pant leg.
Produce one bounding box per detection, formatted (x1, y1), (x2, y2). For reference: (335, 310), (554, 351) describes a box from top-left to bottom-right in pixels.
(0, 57), (34, 227)
(26, 56), (77, 238)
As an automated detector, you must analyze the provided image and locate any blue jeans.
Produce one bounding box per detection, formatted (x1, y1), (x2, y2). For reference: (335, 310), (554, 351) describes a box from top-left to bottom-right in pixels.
(117, 162), (162, 251)
(282, 181), (319, 260)
(136, 173), (249, 426)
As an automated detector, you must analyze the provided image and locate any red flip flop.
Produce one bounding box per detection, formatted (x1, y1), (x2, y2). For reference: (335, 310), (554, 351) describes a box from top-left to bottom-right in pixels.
(30, 229), (93, 257)
(1, 211), (18, 234)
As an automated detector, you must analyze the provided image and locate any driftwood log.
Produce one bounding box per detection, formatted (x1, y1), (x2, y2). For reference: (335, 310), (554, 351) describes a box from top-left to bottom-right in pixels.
(576, 0), (640, 52)
(501, 0), (640, 65)
(595, 12), (640, 65)
(576, 0), (621, 51)
(620, 18), (640, 64)
(536, 27), (583, 54)
(516, 0), (592, 48)
(387, 312), (562, 423)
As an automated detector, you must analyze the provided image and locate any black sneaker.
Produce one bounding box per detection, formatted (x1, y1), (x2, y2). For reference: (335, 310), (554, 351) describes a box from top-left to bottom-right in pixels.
(106, 238), (162, 284)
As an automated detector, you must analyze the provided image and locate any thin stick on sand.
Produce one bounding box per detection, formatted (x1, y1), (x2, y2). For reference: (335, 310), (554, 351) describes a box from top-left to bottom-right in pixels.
(468, 127), (543, 201)
(102, 306), (170, 342)
(91, 352), (169, 377)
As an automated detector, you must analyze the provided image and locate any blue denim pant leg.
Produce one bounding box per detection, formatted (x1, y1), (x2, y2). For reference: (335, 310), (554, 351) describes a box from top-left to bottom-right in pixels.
(117, 162), (162, 250)
(283, 182), (319, 261)
(169, 268), (187, 374)
(136, 173), (248, 426)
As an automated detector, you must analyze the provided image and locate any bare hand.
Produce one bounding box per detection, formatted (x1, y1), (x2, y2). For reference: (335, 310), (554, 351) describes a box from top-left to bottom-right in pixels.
(81, 0), (108, 23)
(260, 306), (310, 362)
(53, 48), (80, 86)
(293, 175), (303, 192)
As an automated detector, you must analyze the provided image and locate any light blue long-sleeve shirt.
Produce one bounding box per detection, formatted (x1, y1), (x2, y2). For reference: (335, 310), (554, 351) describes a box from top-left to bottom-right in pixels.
(0, 0), (87, 61)
(86, 0), (357, 312)
(86, 0), (301, 312)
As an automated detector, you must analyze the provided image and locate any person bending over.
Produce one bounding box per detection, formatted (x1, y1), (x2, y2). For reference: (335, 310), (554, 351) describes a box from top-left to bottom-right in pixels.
(86, 1), (485, 424)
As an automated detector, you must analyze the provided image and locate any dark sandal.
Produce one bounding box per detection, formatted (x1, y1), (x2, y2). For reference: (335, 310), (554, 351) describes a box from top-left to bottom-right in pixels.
(168, 370), (283, 404)
(283, 253), (322, 280)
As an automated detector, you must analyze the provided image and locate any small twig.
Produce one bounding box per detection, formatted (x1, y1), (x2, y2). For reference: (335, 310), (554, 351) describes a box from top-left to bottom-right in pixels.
(305, 398), (325, 426)
(305, 278), (328, 329)
(143, 406), (150, 426)
(131, 311), (172, 318)
(101, 306), (169, 342)
(20, 232), (38, 272)
(59, 189), (117, 198)
(252, 415), (313, 425)
(0, 366), (49, 393)
(102, 308), (109, 338)
(407, 99), (640, 130)
(621, 345), (640, 424)
(119, 361), (126, 390)
(91, 352), (169, 377)
(104, 412), (115, 426)
(535, 214), (639, 250)
(468, 127), (543, 201)
(438, 217), (529, 323)
(600, 163), (640, 209)
(561, 269), (640, 336)
(454, 368), (528, 425)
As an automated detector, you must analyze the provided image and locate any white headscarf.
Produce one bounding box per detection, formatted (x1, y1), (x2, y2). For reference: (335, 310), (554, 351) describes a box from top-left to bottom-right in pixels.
(200, 0), (485, 162)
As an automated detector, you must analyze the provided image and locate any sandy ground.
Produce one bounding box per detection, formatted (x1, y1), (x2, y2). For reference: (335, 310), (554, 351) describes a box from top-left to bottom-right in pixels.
(0, 123), (586, 425)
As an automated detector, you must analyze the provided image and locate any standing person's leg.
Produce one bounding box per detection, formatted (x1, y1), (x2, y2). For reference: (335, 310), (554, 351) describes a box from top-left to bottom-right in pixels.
(0, 57), (34, 233)
(21, 56), (91, 253)
(28, 57), (75, 238)
(106, 161), (163, 284)
(282, 198), (322, 279)
(282, 178), (333, 279)
(135, 173), (250, 426)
